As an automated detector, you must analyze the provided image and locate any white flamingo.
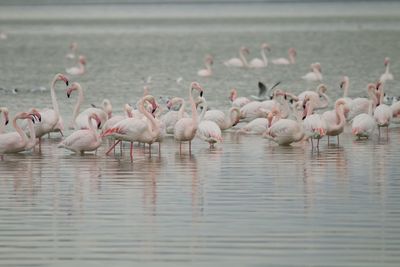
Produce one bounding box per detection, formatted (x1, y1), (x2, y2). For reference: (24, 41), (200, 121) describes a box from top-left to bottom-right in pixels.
(161, 97), (188, 135)
(197, 98), (223, 148)
(302, 95), (327, 149)
(66, 55), (86, 75)
(197, 54), (213, 77)
(237, 118), (268, 135)
(58, 113), (102, 154)
(272, 48), (297, 65)
(204, 107), (240, 131)
(0, 112), (36, 160)
(374, 82), (393, 138)
(352, 97), (377, 140)
(379, 57), (393, 82)
(344, 83), (377, 121)
(302, 62), (322, 82)
(102, 95), (160, 161)
(229, 88), (251, 108)
(224, 47), (250, 68)
(31, 73), (69, 147)
(174, 82), (204, 154)
(249, 43), (271, 68)
(66, 82), (110, 130)
(65, 41), (78, 59)
(322, 98), (348, 144)
(297, 84), (330, 110)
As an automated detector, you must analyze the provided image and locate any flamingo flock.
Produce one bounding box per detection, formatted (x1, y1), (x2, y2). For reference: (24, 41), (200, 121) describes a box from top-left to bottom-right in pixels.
(0, 40), (398, 161)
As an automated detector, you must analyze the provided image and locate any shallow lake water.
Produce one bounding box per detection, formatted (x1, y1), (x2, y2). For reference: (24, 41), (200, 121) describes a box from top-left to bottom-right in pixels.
(0, 2), (400, 266)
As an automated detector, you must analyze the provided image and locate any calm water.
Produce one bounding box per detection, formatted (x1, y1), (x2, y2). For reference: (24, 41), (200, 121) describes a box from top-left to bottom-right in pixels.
(1, 2), (400, 266)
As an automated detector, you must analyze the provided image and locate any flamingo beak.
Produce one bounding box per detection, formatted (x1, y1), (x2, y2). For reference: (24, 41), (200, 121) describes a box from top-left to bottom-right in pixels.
(340, 82), (344, 89)
(200, 90), (203, 97)
(4, 113), (9, 125)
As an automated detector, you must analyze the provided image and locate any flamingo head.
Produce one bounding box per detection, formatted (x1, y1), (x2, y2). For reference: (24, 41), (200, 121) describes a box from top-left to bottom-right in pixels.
(302, 96), (313, 120)
(1, 107), (9, 125)
(340, 76), (349, 89)
(229, 88), (237, 101)
(261, 43), (271, 51)
(144, 95), (158, 114)
(56, 73), (69, 86)
(289, 47), (297, 57)
(102, 99), (113, 118)
(66, 82), (79, 98)
(205, 54), (214, 65)
(89, 113), (102, 129)
(29, 108), (41, 122)
(317, 84), (328, 94)
(191, 82), (204, 97)
(69, 41), (78, 50)
(240, 46), (250, 54)
(124, 104), (133, 118)
(18, 112), (35, 123)
(384, 57), (390, 66)
(79, 55), (87, 65)
(313, 62), (322, 73)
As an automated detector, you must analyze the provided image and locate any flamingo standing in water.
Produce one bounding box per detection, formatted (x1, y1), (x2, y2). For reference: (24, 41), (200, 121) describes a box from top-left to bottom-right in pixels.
(351, 85), (378, 139)
(0, 112), (37, 160)
(31, 73), (69, 147)
(297, 84), (330, 111)
(343, 80), (376, 121)
(224, 47), (250, 68)
(197, 97), (223, 148)
(102, 95), (160, 161)
(302, 95), (327, 149)
(322, 98), (349, 145)
(66, 55), (86, 75)
(302, 62), (322, 82)
(374, 82), (393, 138)
(380, 57), (394, 82)
(272, 48), (297, 65)
(58, 113), (102, 154)
(197, 54), (213, 77)
(174, 82), (204, 154)
(0, 107), (9, 134)
(249, 43), (271, 68)
(66, 82), (110, 129)
(204, 106), (240, 131)
(161, 97), (188, 135)
(229, 88), (251, 108)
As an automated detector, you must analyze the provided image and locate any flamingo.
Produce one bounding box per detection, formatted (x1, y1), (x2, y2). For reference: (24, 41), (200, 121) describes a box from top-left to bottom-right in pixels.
(229, 88), (251, 108)
(66, 82), (110, 129)
(379, 57), (393, 82)
(322, 98), (349, 144)
(0, 112), (37, 160)
(204, 106), (240, 131)
(66, 55), (86, 75)
(0, 107), (9, 134)
(174, 82), (204, 154)
(197, 98), (223, 148)
(352, 98), (377, 140)
(302, 62), (322, 82)
(374, 82), (393, 138)
(344, 83), (376, 121)
(339, 76), (352, 107)
(302, 95), (327, 149)
(272, 48), (297, 65)
(249, 43), (271, 68)
(224, 46), (250, 68)
(391, 99), (400, 123)
(58, 113), (102, 154)
(237, 118), (269, 135)
(31, 73), (69, 147)
(65, 41), (78, 59)
(297, 84), (330, 110)
(102, 95), (160, 161)
(197, 54), (213, 77)
(23, 110), (41, 152)
(263, 109), (304, 146)
(161, 97), (188, 135)
(102, 104), (133, 134)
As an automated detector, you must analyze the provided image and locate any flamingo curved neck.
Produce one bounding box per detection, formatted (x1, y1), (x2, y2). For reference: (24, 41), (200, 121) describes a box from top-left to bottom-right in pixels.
(189, 89), (199, 129)
(13, 115), (28, 148)
(25, 120), (36, 149)
(343, 82), (349, 98)
(239, 50), (249, 68)
(261, 48), (268, 66)
(139, 97), (159, 139)
(330, 104), (346, 133)
(289, 54), (295, 64)
(50, 76), (61, 121)
(227, 107), (240, 128)
(87, 115), (97, 133)
(177, 98), (185, 120)
(71, 84), (84, 128)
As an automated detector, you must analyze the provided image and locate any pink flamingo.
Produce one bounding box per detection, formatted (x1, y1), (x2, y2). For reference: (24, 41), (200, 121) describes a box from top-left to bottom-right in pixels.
(66, 82), (110, 129)
(102, 104), (133, 133)
(65, 42), (78, 59)
(391, 100), (400, 123)
(204, 107), (240, 131)
(197, 54), (213, 77)
(31, 73), (69, 147)
(374, 82), (393, 138)
(302, 95), (327, 149)
(58, 113), (102, 154)
(272, 48), (297, 65)
(380, 57), (393, 82)
(196, 97), (223, 147)
(351, 97), (376, 139)
(249, 43), (271, 68)
(224, 47), (250, 68)
(229, 88), (251, 108)
(297, 84), (330, 110)
(343, 81), (376, 121)
(66, 55), (86, 75)
(302, 62), (322, 82)
(174, 82), (204, 154)
(161, 97), (188, 135)
(0, 107), (9, 134)
(23, 110), (41, 152)
(322, 98), (349, 144)
(0, 112), (36, 160)
(102, 95), (160, 161)
(263, 108), (304, 145)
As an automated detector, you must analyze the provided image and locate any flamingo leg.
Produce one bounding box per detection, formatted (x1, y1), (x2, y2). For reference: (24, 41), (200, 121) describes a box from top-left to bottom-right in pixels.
(130, 142), (133, 162)
(310, 138), (314, 149)
(327, 136), (330, 145)
(317, 138), (320, 149)
(39, 137), (42, 151)
(149, 144), (152, 158)
(0, 155), (3, 161)
(120, 140), (123, 154)
(158, 142), (161, 154)
(189, 141), (192, 154)
(387, 126), (389, 139)
(337, 135), (340, 145)
(179, 142), (182, 154)
(59, 130), (64, 137)
(378, 127), (381, 138)
(106, 140), (121, 155)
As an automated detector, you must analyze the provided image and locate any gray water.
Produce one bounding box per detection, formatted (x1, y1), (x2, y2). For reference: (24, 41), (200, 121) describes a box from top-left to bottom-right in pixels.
(1, 2), (400, 266)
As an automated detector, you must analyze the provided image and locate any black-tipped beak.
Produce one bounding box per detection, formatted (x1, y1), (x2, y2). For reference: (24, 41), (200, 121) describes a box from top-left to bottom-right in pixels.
(302, 115), (306, 120)
(284, 94), (287, 100)
(67, 93), (71, 98)
(65, 80), (69, 86)
(200, 91), (203, 97)
(97, 122), (101, 129)
(5, 119), (9, 125)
